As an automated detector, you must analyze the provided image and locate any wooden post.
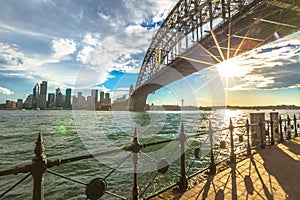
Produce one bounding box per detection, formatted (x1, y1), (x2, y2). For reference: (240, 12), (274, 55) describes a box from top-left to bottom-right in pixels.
(279, 116), (284, 142)
(246, 119), (251, 155)
(229, 118), (236, 164)
(259, 118), (265, 149)
(270, 119), (275, 145)
(266, 121), (270, 145)
(294, 114), (298, 137)
(32, 132), (47, 200)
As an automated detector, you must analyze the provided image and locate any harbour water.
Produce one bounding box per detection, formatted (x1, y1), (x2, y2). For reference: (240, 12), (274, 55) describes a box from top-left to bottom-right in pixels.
(0, 109), (299, 199)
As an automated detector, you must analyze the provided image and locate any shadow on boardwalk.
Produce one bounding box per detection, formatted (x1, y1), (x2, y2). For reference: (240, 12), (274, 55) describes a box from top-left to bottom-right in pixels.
(154, 138), (300, 200)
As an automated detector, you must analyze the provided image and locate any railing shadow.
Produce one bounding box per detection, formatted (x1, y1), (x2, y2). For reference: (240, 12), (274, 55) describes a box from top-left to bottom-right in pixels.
(249, 154), (273, 200)
(1, 113), (299, 199)
(195, 175), (215, 200)
(258, 139), (300, 199)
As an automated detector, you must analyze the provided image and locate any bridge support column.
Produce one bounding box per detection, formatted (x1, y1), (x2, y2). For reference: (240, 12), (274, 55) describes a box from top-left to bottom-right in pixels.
(129, 94), (148, 112)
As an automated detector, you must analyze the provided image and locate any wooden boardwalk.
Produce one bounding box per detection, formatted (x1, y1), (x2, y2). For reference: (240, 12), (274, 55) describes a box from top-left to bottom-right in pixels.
(153, 138), (300, 200)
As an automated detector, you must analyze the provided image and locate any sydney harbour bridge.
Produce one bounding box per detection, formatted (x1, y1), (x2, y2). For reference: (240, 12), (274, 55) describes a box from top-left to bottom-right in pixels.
(129, 0), (300, 111)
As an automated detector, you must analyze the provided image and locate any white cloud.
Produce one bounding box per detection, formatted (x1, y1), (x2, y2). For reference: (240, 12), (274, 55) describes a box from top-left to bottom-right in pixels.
(221, 33), (300, 91)
(98, 12), (110, 22)
(75, 25), (157, 87)
(77, 45), (95, 64)
(77, 33), (102, 64)
(0, 42), (78, 89)
(0, 43), (25, 67)
(83, 33), (101, 46)
(0, 86), (14, 95)
(91, 25), (156, 71)
(51, 38), (76, 60)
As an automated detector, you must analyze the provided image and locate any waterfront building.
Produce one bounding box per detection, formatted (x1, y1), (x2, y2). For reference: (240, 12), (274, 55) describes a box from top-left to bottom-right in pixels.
(65, 89), (72, 109)
(100, 91), (105, 105)
(56, 88), (62, 107)
(71, 95), (78, 109)
(104, 93), (111, 105)
(38, 81), (47, 109)
(48, 93), (55, 108)
(0, 104), (6, 109)
(61, 95), (66, 107)
(77, 92), (86, 109)
(87, 96), (92, 110)
(32, 83), (39, 109)
(6, 100), (16, 110)
(24, 94), (33, 109)
(16, 99), (23, 109)
(91, 90), (98, 104)
(56, 94), (63, 108)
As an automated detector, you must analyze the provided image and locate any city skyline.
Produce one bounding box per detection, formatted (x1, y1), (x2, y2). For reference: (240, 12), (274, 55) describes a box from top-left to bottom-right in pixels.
(0, 1), (299, 107)
(2, 80), (135, 110)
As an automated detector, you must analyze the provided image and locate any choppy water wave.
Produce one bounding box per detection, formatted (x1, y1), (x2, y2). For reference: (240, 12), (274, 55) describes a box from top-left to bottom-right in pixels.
(0, 109), (299, 199)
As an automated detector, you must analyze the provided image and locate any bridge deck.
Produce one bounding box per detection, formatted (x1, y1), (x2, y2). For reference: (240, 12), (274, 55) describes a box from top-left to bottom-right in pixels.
(151, 138), (300, 200)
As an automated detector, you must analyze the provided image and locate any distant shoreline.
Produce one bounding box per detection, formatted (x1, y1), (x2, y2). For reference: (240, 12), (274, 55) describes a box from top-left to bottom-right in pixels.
(1, 105), (299, 111)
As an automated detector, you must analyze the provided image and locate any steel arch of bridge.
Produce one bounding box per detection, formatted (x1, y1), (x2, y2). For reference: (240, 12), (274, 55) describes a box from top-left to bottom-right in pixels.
(135, 0), (299, 89)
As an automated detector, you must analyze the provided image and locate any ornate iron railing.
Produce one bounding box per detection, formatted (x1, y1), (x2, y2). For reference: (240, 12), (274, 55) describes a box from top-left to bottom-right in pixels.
(0, 113), (299, 199)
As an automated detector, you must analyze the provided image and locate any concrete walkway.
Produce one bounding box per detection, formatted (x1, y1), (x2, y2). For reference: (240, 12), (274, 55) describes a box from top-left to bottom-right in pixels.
(153, 138), (300, 200)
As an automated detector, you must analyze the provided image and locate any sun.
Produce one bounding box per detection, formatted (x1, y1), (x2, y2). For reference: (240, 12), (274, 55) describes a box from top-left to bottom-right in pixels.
(216, 58), (247, 78)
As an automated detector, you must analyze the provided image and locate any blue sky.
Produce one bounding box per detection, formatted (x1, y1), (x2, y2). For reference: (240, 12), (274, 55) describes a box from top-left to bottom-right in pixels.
(0, 0), (299, 106)
(0, 0), (177, 102)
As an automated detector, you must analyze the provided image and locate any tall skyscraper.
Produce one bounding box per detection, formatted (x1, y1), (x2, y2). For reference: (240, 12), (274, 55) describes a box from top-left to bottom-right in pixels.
(72, 95), (77, 108)
(105, 93), (111, 105)
(65, 88), (72, 108)
(38, 81), (47, 109)
(24, 94), (33, 109)
(77, 92), (86, 109)
(48, 93), (55, 108)
(32, 83), (39, 109)
(100, 91), (105, 105)
(55, 88), (63, 107)
(91, 90), (98, 104)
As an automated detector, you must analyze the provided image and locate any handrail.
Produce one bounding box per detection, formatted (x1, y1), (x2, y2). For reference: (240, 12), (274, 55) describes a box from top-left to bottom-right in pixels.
(0, 113), (299, 199)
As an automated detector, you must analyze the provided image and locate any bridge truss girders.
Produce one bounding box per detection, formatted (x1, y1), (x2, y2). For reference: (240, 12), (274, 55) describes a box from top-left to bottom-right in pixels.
(136, 0), (300, 88)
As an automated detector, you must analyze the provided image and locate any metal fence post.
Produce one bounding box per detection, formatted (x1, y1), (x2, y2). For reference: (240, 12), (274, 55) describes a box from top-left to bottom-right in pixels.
(32, 131), (47, 200)
(208, 121), (216, 175)
(132, 129), (140, 200)
(259, 118), (265, 149)
(270, 119), (275, 145)
(229, 118), (236, 164)
(287, 115), (291, 140)
(294, 114), (298, 137)
(279, 116), (284, 142)
(178, 122), (188, 192)
(246, 119), (251, 155)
